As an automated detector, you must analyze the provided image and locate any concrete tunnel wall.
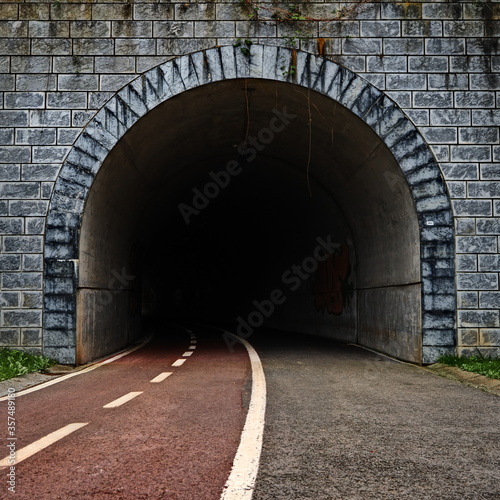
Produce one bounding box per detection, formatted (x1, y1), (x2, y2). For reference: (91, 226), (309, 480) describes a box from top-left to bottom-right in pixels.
(43, 46), (455, 365)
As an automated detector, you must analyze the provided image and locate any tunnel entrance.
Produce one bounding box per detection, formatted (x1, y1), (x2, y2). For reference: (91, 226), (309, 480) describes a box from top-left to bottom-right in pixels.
(44, 46), (455, 365)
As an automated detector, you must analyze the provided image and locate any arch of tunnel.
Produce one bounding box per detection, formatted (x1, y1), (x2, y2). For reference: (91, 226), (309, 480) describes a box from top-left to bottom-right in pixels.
(43, 45), (455, 366)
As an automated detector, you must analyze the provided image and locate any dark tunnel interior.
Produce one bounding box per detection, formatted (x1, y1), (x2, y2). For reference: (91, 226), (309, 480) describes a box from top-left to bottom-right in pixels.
(77, 79), (422, 364)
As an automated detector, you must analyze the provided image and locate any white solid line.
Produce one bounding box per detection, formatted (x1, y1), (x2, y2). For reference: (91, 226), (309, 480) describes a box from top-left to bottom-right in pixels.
(182, 351), (193, 357)
(172, 359), (186, 367)
(150, 372), (173, 383)
(220, 331), (266, 500)
(0, 422), (88, 468)
(103, 391), (143, 408)
(0, 336), (152, 402)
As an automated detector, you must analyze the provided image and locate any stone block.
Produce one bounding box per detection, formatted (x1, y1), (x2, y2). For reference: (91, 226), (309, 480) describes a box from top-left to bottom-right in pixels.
(472, 110), (500, 126)
(2, 310), (42, 327)
(428, 74), (469, 91)
(0, 182), (38, 199)
(58, 129), (81, 145)
(386, 74), (426, 91)
(0, 218), (23, 235)
(23, 254), (42, 272)
(426, 38), (465, 55)
(420, 127), (457, 144)
(95, 56), (135, 74)
(0, 255), (21, 271)
(51, 3), (91, 21)
(32, 38), (72, 56)
(471, 74), (500, 91)
(468, 181), (500, 198)
(9, 201), (48, 217)
(414, 92), (453, 109)
(53, 56), (94, 74)
(112, 21), (152, 38)
(0, 292), (20, 308)
(456, 235), (497, 254)
(480, 329), (500, 346)
(430, 109), (470, 126)
(32, 146), (70, 163)
(0, 164), (19, 181)
(451, 146), (491, 162)
(451, 56), (490, 73)
(70, 20), (110, 38)
(175, 3), (215, 21)
(3, 236), (43, 254)
(0, 111), (28, 127)
(74, 39), (113, 56)
(47, 92), (87, 109)
(0, 40), (29, 56)
(384, 38), (423, 55)
(0, 329), (20, 346)
(134, 4), (173, 21)
(26, 218), (45, 235)
(422, 3), (461, 20)
(22, 291), (43, 309)
(116, 39), (156, 56)
(458, 310), (500, 328)
(458, 329), (478, 346)
(455, 91), (495, 108)
(447, 181), (466, 198)
(5, 92), (44, 109)
(16, 128), (57, 146)
(458, 272), (498, 291)
(360, 21), (400, 37)
(11, 56), (50, 74)
(457, 291), (478, 308)
(58, 74), (99, 92)
(455, 218), (475, 235)
(442, 163), (478, 180)
(479, 292), (500, 309)
(367, 56), (406, 73)
(402, 20), (440, 37)
(343, 38), (382, 55)
(29, 21), (69, 38)
(21, 329), (42, 346)
(92, 4), (133, 21)
(444, 21), (484, 37)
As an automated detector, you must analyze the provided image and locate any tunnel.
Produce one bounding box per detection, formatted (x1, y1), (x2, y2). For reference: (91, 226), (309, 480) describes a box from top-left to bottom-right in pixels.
(77, 78), (421, 364)
(44, 47), (455, 365)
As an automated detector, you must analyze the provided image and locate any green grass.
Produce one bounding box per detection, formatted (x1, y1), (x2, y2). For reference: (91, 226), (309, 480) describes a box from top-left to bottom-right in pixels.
(0, 349), (55, 382)
(437, 354), (500, 380)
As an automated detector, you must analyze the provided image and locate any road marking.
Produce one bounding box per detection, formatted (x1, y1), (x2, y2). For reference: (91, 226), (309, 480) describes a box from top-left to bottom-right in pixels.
(183, 351), (193, 357)
(220, 331), (266, 500)
(188, 345), (196, 350)
(0, 423), (88, 468)
(103, 391), (143, 408)
(150, 372), (173, 383)
(0, 336), (152, 402)
(172, 359), (186, 367)
(190, 340), (197, 344)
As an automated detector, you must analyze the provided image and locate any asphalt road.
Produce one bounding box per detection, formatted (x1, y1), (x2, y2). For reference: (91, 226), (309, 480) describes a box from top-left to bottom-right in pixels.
(1, 325), (499, 499)
(250, 330), (500, 500)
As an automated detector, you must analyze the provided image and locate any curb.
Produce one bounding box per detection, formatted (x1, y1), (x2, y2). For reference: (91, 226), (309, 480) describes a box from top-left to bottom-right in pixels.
(424, 363), (500, 397)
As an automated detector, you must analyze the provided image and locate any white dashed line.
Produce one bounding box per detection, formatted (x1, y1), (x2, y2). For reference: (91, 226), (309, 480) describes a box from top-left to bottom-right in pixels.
(0, 423), (89, 468)
(0, 336), (152, 401)
(188, 345), (196, 350)
(220, 332), (266, 500)
(150, 372), (173, 383)
(103, 391), (143, 408)
(183, 351), (193, 357)
(172, 359), (186, 367)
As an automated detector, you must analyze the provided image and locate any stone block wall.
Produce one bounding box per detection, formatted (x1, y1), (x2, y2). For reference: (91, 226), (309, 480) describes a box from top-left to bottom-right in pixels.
(0, 0), (499, 359)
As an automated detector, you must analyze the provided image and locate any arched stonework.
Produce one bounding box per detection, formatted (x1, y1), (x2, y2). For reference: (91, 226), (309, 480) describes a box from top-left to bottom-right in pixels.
(44, 45), (455, 364)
